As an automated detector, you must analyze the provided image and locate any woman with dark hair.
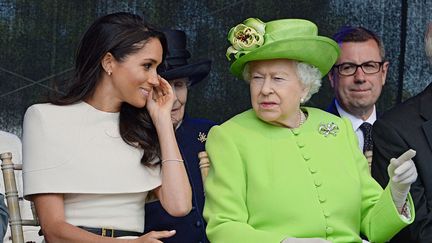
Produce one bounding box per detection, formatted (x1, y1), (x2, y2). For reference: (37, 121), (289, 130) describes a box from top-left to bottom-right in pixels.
(22, 12), (191, 242)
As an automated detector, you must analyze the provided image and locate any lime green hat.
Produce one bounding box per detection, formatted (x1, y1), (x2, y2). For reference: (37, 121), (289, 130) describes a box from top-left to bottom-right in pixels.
(226, 18), (340, 78)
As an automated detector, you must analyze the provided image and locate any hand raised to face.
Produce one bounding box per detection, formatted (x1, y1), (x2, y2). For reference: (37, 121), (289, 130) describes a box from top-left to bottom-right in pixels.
(146, 75), (176, 126)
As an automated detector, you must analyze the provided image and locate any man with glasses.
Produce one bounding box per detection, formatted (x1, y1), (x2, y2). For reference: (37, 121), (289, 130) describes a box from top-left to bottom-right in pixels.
(371, 23), (432, 243)
(327, 26), (389, 171)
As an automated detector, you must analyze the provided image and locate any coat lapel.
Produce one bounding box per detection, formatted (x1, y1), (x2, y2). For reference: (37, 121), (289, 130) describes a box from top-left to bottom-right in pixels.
(326, 98), (341, 117)
(420, 84), (432, 151)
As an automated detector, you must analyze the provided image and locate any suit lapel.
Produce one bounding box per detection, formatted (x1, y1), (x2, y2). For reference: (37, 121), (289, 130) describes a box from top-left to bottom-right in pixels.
(423, 121), (432, 152)
(326, 98), (341, 117)
(420, 84), (432, 151)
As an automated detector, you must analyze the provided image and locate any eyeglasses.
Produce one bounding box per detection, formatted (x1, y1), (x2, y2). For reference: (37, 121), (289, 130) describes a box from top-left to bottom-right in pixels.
(333, 61), (384, 76)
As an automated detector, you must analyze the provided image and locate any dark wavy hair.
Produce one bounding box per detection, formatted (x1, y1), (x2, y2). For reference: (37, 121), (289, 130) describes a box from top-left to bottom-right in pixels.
(50, 12), (167, 165)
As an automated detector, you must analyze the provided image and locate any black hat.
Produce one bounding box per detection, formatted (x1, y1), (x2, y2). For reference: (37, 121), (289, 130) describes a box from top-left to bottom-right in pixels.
(158, 29), (211, 86)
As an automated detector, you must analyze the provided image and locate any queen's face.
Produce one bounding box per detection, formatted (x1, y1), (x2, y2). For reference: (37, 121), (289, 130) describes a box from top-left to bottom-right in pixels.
(248, 59), (309, 127)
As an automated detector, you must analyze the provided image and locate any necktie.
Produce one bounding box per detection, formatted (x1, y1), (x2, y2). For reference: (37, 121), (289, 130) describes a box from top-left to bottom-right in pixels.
(359, 122), (373, 152)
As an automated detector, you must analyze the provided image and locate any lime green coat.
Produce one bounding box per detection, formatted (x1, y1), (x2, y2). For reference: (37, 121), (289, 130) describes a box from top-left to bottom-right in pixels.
(203, 107), (413, 243)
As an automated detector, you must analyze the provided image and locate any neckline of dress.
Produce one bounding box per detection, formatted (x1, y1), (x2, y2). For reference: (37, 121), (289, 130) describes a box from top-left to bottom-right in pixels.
(81, 101), (120, 117)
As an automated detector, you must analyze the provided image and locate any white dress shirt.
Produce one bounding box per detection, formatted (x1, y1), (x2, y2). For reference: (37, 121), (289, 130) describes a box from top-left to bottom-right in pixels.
(335, 100), (377, 151)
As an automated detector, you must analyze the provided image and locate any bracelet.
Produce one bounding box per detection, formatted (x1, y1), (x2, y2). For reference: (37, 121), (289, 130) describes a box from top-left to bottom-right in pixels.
(161, 159), (184, 164)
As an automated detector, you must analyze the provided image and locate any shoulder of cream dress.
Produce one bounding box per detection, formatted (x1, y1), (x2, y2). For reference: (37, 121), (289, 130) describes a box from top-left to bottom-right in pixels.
(22, 102), (161, 197)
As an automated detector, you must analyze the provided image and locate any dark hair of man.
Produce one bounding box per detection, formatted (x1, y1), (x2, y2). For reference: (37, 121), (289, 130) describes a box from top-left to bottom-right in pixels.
(333, 26), (385, 60)
(50, 12), (167, 165)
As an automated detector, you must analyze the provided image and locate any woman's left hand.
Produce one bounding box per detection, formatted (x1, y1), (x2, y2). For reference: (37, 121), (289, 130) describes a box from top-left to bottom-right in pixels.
(146, 75), (175, 125)
(387, 149), (418, 210)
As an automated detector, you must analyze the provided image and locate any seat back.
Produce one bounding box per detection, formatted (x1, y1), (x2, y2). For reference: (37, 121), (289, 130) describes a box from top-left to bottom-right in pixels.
(198, 151), (210, 183)
(364, 150), (373, 173)
(1, 152), (39, 243)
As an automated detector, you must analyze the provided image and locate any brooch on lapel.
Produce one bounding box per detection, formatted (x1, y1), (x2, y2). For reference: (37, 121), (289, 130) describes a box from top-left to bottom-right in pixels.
(318, 122), (339, 137)
(197, 132), (208, 143)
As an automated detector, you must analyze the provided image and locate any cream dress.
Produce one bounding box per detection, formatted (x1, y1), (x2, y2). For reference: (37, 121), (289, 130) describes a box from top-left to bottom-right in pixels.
(22, 102), (161, 234)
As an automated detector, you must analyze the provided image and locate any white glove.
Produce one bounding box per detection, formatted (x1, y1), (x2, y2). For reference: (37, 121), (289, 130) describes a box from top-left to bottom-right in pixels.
(387, 149), (418, 210)
(281, 238), (331, 243)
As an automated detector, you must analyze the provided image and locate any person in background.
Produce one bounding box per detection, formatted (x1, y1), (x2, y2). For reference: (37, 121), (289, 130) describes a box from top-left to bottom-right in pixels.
(327, 26), (388, 171)
(22, 12), (191, 242)
(203, 17), (416, 243)
(144, 29), (214, 243)
(372, 23), (432, 243)
(0, 130), (43, 243)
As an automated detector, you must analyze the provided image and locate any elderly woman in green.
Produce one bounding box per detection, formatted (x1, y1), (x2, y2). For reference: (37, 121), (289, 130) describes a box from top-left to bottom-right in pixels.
(203, 18), (417, 243)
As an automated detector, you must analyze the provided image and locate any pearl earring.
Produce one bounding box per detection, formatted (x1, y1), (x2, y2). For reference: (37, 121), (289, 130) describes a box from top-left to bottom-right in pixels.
(107, 71), (112, 76)
(300, 97), (305, 103)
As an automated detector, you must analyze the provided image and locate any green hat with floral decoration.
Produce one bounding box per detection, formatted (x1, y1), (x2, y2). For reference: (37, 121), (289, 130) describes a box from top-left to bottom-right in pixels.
(226, 18), (340, 78)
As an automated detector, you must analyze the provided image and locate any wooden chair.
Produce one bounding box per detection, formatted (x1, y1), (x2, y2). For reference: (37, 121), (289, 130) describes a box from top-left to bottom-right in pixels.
(198, 151), (210, 183)
(1, 152), (39, 243)
(364, 150), (373, 174)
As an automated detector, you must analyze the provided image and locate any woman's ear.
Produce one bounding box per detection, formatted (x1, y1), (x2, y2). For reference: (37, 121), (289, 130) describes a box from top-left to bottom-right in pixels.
(101, 52), (114, 75)
(301, 84), (311, 101)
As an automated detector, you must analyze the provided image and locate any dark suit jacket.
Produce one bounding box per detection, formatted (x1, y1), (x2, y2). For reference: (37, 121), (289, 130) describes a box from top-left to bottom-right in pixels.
(144, 116), (216, 243)
(326, 98), (341, 117)
(327, 98), (381, 119)
(372, 83), (432, 243)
